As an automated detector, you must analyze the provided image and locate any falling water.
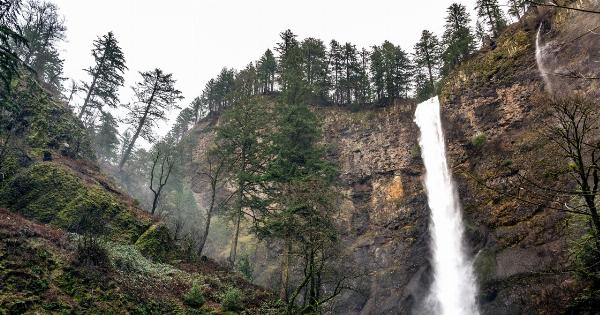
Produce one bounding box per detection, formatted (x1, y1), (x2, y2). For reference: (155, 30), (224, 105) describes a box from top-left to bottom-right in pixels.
(536, 25), (553, 94)
(414, 97), (479, 315)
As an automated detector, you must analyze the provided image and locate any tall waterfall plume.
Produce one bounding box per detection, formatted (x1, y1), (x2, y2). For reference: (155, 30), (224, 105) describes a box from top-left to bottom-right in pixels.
(414, 97), (479, 315)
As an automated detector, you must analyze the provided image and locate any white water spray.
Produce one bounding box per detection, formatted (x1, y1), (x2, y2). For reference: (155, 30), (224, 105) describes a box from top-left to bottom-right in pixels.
(536, 25), (553, 94)
(414, 97), (479, 315)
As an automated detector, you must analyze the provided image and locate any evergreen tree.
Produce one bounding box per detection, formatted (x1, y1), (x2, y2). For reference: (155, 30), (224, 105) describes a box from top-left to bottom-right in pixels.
(328, 40), (344, 104)
(354, 48), (371, 104)
(216, 97), (271, 268)
(79, 32), (127, 122)
(234, 63), (258, 100)
(15, 0), (66, 94)
(442, 3), (476, 75)
(413, 30), (442, 98)
(119, 69), (182, 170)
(257, 49), (276, 93)
(170, 107), (195, 142)
(378, 41), (412, 103)
(369, 45), (385, 103)
(340, 42), (360, 105)
(476, 0), (507, 38)
(189, 96), (203, 123)
(94, 111), (119, 163)
(275, 29), (303, 98)
(0, 0), (25, 91)
(257, 102), (340, 311)
(300, 37), (329, 103)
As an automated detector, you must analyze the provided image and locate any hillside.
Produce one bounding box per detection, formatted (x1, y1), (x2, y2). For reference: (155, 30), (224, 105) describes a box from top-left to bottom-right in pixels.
(0, 78), (281, 314)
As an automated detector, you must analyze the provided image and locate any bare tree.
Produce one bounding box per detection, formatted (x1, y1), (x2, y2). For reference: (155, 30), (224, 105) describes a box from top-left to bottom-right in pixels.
(195, 145), (233, 255)
(149, 146), (175, 215)
(546, 97), (600, 237)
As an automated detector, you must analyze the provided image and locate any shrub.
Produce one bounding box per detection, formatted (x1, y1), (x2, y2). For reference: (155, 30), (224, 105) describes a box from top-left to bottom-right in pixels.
(471, 132), (487, 148)
(75, 237), (110, 268)
(236, 255), (253, 281)
(184, 282), (205, 308)
(221, 287), (243, 312)
(410, 144), (421, 160)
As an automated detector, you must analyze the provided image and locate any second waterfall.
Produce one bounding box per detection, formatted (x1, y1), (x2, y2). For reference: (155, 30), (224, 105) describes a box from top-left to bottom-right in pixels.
(414, 97), (479, 315)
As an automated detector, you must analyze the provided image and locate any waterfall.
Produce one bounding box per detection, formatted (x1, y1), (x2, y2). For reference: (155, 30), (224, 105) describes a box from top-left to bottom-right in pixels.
(414, 97), (479, 315)
(536, 25), (553, 94)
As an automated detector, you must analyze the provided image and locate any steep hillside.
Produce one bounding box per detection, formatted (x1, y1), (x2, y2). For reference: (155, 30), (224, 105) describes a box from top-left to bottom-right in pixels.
(0, 78), (281, 314)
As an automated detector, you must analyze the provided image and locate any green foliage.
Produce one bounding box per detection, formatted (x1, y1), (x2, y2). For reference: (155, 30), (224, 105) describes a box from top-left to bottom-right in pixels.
(413, 30), (442, 99)
(471, 132), (487, 148)
(79, 31), (127, 120)
(476, 0), (507, 38)
(442, 3), (476, 75)
(0, 162), (150, 242)
(370, 41), (412, 104)
(134, 224), (174, 263)
(236, 254), (253, 281)
(221, 287), (243, 312)
(410, 144), (422, 160)
(184, 282), (206, 308)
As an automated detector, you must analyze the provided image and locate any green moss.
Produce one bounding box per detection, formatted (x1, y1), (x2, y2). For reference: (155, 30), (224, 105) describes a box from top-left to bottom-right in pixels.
(0, 162), (150, 243)
(135, 224), (175, 262)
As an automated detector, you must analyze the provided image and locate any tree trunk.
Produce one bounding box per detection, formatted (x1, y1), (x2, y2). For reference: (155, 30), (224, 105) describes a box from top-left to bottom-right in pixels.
(280, 239), (291, 302)
(78, 53), (107, 120)
(78, 73), (99, 120)
(228, 206), (242, 268)
(198, 181), (217, 255)
(118, 84), (158, 170)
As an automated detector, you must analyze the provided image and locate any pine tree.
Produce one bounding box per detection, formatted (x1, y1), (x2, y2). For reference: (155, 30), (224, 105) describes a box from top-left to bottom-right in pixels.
(379, 41), (412, 102)
(340, 42), (360, 105)
(234, 63), (258, 100)
(369, 45), (385, 103)
(300, 37), (329, 103)
(413, 30), (442, 98)
(442, 3), (476, 75)
(119, 69), (182, 170)
(216, 97), (271, 268)
(79, 32), (127, 122)
(476, 0), (507, 38)
(94, 111), (119, 163)
(15, 0), (66, 94)
(257, 49), (276, 93)
(0, 0), (25, 90)
(354, 48), (371, 104)
(257, 102), (339, 311)
(189, 96), (203, 123)
(328, 40), (343, 104)
(275, 29), (303, 98)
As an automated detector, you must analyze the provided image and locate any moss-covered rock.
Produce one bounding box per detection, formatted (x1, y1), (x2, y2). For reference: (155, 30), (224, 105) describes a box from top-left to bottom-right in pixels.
(0, 162), (150, 243)
(135, 224), (174, 262)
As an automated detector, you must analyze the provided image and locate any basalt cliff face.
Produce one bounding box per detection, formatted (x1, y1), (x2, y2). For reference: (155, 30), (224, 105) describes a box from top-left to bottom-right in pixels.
(192, 3), (600, 314)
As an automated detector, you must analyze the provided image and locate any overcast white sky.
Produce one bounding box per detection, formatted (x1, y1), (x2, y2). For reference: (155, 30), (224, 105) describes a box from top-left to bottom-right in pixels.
(53, 0), (483, 144)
